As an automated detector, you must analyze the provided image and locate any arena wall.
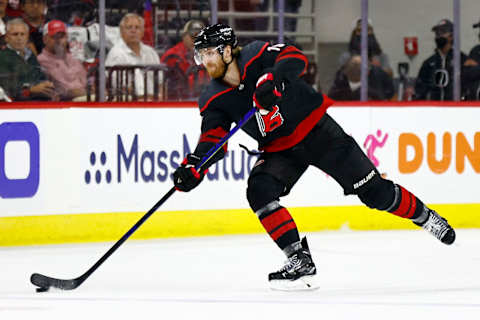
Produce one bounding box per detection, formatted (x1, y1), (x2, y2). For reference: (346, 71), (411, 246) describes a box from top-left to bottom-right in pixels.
(1, 101), (479, 246)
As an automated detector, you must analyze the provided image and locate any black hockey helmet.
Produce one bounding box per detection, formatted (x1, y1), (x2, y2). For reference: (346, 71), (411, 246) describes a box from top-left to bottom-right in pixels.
(193, 23), (238, 65)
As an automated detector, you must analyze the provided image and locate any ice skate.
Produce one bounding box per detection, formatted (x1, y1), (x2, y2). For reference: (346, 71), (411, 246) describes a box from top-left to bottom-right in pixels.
(414, 207), (456, 245)
(268, 237), (319, 291)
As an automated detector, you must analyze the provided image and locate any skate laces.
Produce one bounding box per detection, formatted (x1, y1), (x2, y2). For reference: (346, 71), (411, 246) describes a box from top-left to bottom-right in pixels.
(277, 252), (306, 274)
(422, 210), (450, 240)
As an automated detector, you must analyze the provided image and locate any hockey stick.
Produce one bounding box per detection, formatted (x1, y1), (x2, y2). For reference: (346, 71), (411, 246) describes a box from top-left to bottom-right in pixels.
(31, 106), (258, 292)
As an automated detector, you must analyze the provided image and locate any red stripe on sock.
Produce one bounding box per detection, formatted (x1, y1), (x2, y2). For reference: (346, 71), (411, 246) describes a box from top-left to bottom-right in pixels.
(270, 221), (297, 241)
(392, 186), (411, 217)
(404, 192), (417, 219)
(260, 208), (292, 233)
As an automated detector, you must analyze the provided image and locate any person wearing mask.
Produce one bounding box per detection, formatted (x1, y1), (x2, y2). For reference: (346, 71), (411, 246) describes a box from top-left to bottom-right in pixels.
(0, 18), (55, 100)
(339, 18), (393, 77)
(414, 19), (479, 101)
(37, 20), (87, 101)
(328, 54), (394, 101)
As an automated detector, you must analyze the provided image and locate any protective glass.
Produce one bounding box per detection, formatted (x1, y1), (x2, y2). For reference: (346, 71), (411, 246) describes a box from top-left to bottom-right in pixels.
(194, 46), (223, 65)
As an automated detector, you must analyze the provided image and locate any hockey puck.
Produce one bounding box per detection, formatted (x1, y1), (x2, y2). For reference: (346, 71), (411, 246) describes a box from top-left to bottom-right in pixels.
(36, 287), (49, 293)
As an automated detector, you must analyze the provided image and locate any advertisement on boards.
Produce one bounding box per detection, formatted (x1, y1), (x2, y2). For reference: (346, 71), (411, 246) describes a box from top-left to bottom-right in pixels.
(0, 106), (479, 218)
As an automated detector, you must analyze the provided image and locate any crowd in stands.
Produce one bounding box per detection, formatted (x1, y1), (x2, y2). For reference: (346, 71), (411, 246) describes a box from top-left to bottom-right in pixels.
(0, 0), (479, 102)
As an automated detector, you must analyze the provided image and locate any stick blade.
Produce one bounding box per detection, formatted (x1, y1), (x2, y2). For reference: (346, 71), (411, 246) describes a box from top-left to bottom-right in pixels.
(30, 273), (80, 291)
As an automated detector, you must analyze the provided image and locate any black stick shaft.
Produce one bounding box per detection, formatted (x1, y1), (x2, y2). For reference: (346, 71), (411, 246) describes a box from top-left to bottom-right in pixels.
(31, 106), (257, 290)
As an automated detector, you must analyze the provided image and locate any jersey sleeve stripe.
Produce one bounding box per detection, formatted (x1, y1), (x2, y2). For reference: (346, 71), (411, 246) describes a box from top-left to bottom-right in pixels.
(199, 127), (228, 143)
(200, 87), (235, 113)
(276, 46), (302, 58)
(241, 42), (270, 81)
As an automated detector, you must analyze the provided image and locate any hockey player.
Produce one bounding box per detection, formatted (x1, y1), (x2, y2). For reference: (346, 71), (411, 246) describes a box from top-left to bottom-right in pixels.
(172, 24), (456, 291)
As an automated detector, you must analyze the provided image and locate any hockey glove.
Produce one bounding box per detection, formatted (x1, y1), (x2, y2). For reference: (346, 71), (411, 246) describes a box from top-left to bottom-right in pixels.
(253, 72), (282, 111)
(256, 105), (284, 134)
(173, 154), (207, 192)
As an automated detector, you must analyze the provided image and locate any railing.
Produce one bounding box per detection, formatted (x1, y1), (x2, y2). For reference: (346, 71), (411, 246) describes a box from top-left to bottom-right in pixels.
(87, 65), (168, 102)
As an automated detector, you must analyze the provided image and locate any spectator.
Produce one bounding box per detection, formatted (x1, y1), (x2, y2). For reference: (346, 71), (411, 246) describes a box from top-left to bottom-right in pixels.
(6, 0), (22, 18)
(0, 18), (55, 100)
(160, 19), (208, 99)
(339, 18), (393, 77)
(328, 54), (394, 101)
(470, 20), (480, 63)
(105, 13), (160, 98)
(20, 0), (47, 55)
(414, 19), (479, 101)
(464, 20), (480, 100)
(0, 0), (7, 49)
(0, 0), (6, 34)
(37, 20), (87, 101)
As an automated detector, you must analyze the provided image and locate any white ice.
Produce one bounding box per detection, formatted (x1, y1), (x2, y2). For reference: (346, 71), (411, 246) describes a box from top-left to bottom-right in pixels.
(1, 229), (480, 320)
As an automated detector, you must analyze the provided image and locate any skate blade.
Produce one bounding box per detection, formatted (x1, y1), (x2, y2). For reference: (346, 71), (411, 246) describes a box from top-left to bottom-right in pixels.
(269, 275), (319, 292)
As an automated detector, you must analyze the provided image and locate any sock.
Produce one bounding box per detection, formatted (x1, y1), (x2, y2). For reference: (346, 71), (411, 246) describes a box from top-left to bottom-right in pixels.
(256, 202), (300, 254)
(387, 184), (425, 220)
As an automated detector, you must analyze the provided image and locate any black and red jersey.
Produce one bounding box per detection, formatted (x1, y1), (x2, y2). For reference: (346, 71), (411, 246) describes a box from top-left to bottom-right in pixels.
(194, 41), (334, 164)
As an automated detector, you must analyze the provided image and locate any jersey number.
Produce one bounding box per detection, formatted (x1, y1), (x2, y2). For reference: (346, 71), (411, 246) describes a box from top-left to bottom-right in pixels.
(266, 43), (286, 52)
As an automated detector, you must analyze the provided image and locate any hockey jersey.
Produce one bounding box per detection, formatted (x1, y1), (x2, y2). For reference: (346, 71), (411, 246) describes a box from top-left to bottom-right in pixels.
(194, 41), (333, 164)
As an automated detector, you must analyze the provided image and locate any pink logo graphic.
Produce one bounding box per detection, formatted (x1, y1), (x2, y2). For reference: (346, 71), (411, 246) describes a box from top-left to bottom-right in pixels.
(363, 129), (389, 167)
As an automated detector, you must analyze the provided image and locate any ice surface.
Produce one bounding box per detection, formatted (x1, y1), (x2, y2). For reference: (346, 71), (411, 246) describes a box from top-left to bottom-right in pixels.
(1, 230), (480, 319)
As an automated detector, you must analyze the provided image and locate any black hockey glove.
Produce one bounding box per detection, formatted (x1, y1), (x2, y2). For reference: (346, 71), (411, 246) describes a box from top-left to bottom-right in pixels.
(173, 154), (207, 192)
(253, 72), (282, 111)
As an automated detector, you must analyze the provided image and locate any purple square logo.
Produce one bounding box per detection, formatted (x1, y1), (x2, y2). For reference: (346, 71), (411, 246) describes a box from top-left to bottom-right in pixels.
(0, 122), (40, 198)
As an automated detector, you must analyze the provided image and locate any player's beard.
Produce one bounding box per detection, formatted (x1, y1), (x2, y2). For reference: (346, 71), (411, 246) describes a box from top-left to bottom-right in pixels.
(206, 60), (226, 79)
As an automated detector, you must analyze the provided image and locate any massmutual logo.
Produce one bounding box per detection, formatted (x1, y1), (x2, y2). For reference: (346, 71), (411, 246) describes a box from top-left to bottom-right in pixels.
(0, 122), (40, 199)
(84, 134), (259, 185)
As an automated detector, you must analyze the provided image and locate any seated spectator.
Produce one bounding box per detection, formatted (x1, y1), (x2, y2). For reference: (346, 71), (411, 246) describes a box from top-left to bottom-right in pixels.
(37, 20), (87, 101)
(328, 54), (394, 101)
(20, 0), (47, 55)
(160, 19), (208, 99)
(0, 18), (56, 100)
(339, 18), (393, 77)
(414, 19), (480, 101)
(105, 12), (160, 98)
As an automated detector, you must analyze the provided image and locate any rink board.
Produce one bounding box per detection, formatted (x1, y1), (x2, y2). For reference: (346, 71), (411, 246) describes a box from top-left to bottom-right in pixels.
(0, 102), (479, 245)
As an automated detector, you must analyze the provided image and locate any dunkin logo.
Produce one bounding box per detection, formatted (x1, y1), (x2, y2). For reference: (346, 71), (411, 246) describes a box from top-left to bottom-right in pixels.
(398, 132), (480, 174)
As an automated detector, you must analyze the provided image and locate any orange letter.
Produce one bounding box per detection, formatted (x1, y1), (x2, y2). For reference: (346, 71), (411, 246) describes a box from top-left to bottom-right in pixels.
(427, 132), (451, 174)
(456, 132), (480, 173)
(399, 133), (423, 173)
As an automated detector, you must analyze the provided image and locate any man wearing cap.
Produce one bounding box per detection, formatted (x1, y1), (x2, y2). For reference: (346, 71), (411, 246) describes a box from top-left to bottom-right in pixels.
(161, 19), (209, 99)
(37, 19), (87, 101)
(414, 19), (480, 100)
(0, 18), (56, 100)
(105, 12), (160, 98)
